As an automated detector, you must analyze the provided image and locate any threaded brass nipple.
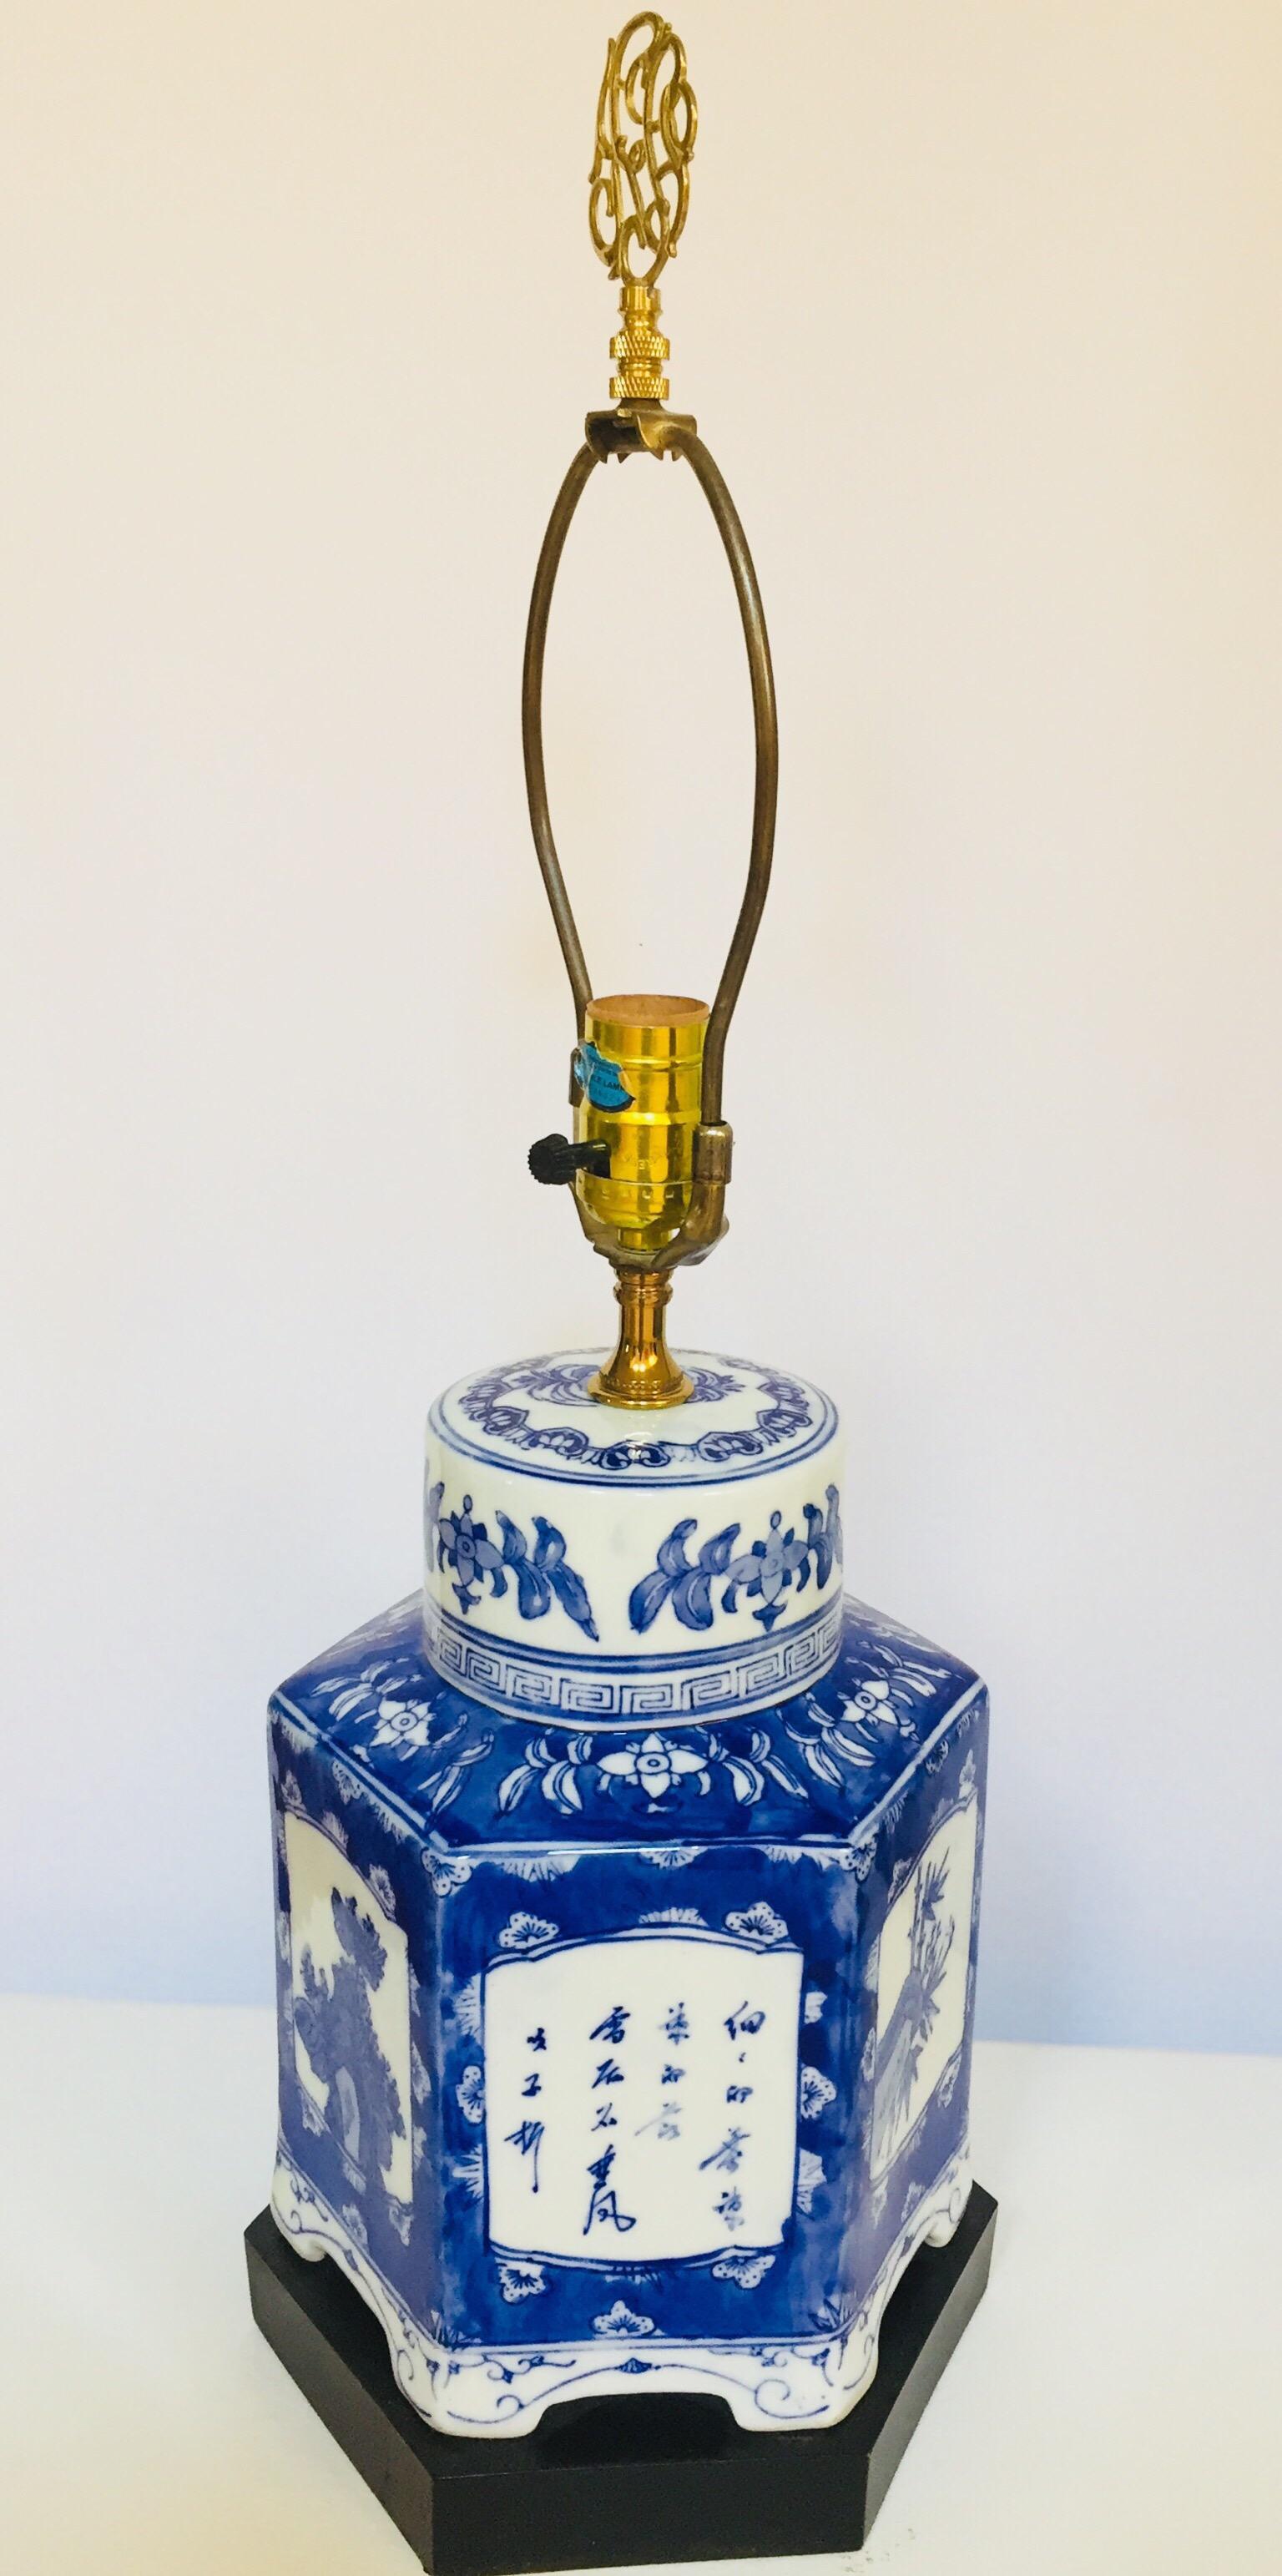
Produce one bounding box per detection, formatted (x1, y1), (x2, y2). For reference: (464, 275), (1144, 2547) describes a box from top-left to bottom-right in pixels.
(610, 281), (670, 402)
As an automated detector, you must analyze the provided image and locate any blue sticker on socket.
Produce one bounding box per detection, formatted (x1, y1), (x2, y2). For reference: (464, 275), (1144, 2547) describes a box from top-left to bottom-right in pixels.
(573, 1042), (634, 1111)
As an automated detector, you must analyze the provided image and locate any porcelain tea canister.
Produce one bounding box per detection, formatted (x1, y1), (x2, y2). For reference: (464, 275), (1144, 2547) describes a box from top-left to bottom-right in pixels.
(268, 1346), (987, 2435)
(422, 1351), (844, 1723)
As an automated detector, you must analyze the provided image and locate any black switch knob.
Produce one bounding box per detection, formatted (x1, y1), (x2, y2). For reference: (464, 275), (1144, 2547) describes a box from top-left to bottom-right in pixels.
(527, 1133), (611, 1186)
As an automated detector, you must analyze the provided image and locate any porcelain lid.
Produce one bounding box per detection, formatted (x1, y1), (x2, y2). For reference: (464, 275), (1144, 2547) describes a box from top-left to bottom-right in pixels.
(422, 1350), (845, 1728)
(428, 1351), (838, 1490)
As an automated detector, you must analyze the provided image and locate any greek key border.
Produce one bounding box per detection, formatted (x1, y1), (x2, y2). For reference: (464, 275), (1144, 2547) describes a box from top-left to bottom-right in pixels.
(421, 1592), (844, 1729)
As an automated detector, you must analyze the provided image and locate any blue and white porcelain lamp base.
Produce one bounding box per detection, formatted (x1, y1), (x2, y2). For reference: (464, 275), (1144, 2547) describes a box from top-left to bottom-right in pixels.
(267, 1350), (987, 2437)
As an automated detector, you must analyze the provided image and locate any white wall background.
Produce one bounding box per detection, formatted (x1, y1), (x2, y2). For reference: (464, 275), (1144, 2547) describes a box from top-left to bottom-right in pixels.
(3, 2), (1279, 2048)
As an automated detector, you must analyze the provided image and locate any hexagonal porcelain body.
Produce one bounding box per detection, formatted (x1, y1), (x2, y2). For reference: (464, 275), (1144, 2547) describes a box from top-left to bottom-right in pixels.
(422, 1352), (844, 1725)
(269, 1502), (988, 2432)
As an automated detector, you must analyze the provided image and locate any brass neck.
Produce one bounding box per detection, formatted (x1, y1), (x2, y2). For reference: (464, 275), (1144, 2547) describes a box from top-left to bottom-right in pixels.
(589, 1269), (692, 1408)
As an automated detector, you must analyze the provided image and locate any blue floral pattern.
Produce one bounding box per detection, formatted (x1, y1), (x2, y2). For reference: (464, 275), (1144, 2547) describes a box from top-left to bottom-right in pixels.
(451, 1359), (819, 1475)
(496, 1723), (808, 1819)
(498, 2259), (547, 2302)
(290, 1599), (981, 1846)
(455, 2064), (485, 2124)
(593, 2300), (655, 2337)
(784, 1647), (946, 1788)
(425, 1485), (597, 1638)
(595, 1731), (712, 1806)
(724, 1900), (790, 1944)
(629, 1488), (842, 1636)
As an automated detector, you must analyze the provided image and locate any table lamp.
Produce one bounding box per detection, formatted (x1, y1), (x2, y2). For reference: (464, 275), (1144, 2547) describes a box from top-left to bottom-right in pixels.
(249, 18), (995, 2562)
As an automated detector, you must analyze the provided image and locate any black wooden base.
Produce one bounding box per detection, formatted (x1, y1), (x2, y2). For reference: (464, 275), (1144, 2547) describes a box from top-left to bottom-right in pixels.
(246, 2186), (997, 2575)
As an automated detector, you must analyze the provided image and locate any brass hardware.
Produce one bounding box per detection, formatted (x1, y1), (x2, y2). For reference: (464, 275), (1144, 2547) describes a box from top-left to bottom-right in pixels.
(584, 402), (697, 461)
(522, 18), (775, 1404)
(589, 14), (697, 402)
(574, 995), (709, 1255)
(589, 1270), (692, 1409)
(691, 1122), (732, 1185)
(522, 422), (776, 1119)
(610, 281), (670, 403)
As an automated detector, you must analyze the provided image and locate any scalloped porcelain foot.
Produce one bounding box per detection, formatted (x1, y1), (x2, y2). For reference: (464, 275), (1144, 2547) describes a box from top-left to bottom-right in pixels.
(270, 2146), (973, 2434)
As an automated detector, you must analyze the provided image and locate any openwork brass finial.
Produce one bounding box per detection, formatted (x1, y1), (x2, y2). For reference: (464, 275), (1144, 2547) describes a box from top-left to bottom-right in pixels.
(588, 14), (697, 402)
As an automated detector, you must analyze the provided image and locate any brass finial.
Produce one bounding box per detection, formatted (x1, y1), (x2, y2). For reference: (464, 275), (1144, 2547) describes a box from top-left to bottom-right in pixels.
(588, 14), (697, 402)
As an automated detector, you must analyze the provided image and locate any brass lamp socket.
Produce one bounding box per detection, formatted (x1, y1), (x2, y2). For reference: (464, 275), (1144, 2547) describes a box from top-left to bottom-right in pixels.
(573, 993), (709, 1255)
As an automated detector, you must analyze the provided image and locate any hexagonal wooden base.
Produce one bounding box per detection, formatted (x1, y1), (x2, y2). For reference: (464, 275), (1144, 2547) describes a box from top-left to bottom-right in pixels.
(245, 2184), (997, 2573)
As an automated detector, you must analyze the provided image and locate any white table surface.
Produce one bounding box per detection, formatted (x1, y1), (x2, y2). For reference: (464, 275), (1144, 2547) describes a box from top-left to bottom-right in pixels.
(1, 1998), (1277, 2573)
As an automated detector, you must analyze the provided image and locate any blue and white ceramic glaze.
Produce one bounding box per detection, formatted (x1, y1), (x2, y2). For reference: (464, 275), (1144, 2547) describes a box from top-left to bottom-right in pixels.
(269, 1350), (987, 2437)
(423, 1352), (844, 1725)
